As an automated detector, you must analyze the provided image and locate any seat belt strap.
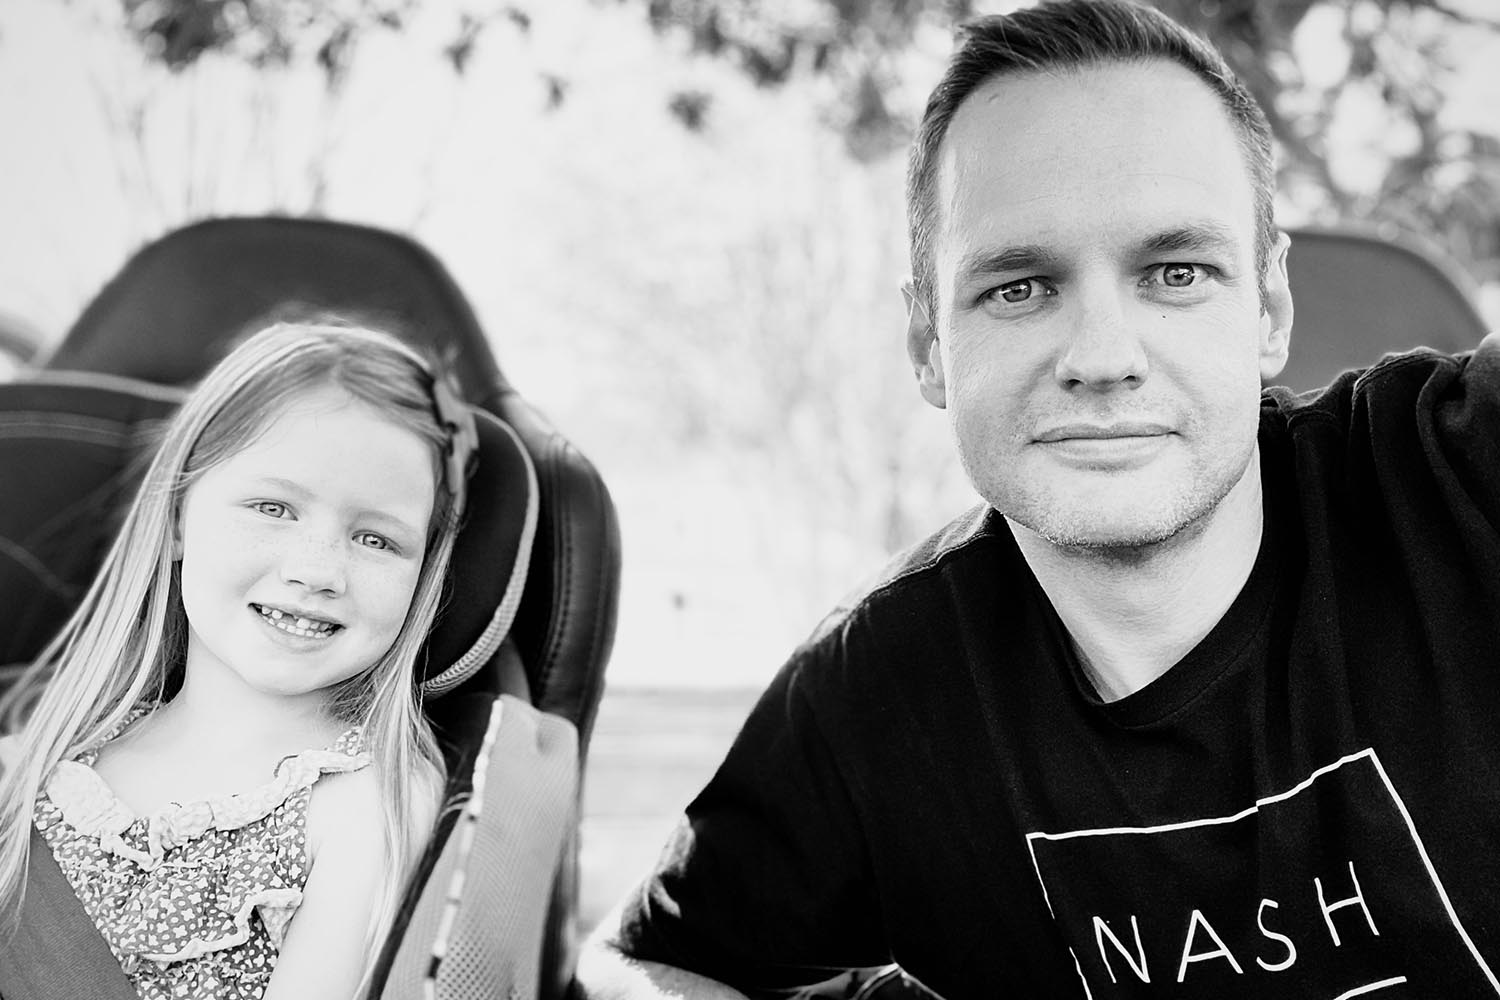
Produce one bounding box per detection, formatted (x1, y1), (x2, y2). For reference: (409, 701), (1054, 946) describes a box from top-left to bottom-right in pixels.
(0, 825), (140, 999)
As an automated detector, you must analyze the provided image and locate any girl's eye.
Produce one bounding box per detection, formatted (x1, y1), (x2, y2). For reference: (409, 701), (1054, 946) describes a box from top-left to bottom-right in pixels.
(1157, 263), (1206, 288)
(355, 531), (392, 552)
(252, 501), (289, 519)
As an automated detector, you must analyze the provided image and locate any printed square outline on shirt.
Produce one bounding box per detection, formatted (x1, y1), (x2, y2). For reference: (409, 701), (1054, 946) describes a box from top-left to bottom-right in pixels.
(1023, 748), (1500, 998)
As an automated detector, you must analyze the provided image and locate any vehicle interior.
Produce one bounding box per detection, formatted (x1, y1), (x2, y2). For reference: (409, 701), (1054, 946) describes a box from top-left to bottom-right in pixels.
(1274, 224), (1490, 393)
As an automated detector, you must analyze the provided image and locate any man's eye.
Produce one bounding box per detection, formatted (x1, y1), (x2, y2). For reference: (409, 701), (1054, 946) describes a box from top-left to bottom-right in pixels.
(355, 531), (392, 551)
(1157, 263), (1205, 288)
(989, 278), (1045, 304)
(252, 501), (289, 519)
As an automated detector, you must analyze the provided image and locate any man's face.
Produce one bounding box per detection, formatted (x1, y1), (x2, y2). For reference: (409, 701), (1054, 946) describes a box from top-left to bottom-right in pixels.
(908, 59), (1293, 549)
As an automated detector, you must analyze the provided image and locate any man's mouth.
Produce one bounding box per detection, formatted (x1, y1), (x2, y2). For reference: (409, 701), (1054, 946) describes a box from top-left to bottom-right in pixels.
(251, 603), (342, 639)
(1034, 421), (1173, 442)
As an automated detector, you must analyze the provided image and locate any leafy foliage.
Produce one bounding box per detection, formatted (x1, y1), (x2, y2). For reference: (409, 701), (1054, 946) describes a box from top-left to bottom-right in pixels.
(115, 0), (529, 85)
(104, 0), (1500, 280)
(639, 0), (1500, 280)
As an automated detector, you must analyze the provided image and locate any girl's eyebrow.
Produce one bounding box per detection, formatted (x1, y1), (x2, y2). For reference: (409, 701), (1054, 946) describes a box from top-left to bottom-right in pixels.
(251, 476), (313, 497)
(354, 507), (424, 539)
(250, 477), (423, 537)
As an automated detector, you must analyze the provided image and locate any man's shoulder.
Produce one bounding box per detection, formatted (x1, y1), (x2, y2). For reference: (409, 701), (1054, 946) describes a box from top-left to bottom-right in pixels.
(804, 503), (1007, 647)
(1264, 336), (1499, 428)
(1259, 336), (1500, 531)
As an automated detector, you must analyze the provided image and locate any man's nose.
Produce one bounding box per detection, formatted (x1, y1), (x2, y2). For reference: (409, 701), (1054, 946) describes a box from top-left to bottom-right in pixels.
(279, 530), (348, 595)
(1053, 283), (1149, 389)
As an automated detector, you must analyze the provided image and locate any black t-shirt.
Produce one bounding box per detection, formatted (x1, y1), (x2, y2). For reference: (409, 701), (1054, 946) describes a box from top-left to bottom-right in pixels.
(617, 340), (1500, 999)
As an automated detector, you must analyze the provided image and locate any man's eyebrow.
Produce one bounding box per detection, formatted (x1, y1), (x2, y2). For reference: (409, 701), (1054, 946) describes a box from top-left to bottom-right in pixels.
(952, 224), (1242, 285)
(1138, 222), (1241, 257)
(954, 244), (1057, 283)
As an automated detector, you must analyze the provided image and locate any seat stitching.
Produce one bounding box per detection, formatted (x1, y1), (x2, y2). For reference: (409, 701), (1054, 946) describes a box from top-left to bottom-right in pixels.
(0, 537), (75, 599)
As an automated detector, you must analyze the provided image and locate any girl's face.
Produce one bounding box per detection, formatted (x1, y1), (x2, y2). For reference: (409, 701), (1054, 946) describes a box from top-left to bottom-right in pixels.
(175, 385), (437, 708)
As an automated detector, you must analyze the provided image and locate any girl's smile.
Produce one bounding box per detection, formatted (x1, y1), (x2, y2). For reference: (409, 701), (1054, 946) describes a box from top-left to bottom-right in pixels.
(251, 603), (342, 639)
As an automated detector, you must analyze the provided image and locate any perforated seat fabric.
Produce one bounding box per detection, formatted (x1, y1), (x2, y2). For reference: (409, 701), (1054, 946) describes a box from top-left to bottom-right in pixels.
(376, 694), (577, 1000)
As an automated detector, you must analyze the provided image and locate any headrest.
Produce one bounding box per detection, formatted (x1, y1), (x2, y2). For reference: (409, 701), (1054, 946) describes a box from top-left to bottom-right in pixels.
(1279, 225), (1489, 393)
(46, 217), (506, 403)
(423, 411), (538, 695)
(0, 375), (184, 668)
(0, 375), (537, 697)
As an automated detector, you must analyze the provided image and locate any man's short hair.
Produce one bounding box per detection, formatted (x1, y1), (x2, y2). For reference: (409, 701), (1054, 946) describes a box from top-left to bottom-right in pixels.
(906, 0), (1277, 317)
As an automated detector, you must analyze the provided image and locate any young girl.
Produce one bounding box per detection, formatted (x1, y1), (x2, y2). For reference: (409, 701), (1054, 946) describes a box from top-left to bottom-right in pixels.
(0, 321), (477, 998)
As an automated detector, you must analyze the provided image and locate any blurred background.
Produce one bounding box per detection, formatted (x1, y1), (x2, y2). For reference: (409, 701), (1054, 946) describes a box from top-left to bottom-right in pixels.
(2, 0), (1498, 933)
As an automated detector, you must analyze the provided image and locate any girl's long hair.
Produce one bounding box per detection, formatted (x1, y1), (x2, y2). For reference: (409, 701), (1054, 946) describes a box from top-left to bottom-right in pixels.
(0, 321), (460, 971)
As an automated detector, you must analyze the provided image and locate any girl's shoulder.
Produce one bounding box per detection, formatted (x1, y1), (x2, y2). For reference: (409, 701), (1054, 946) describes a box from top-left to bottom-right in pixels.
(302, 748), (439, 868)
(305, 762), (386, 877)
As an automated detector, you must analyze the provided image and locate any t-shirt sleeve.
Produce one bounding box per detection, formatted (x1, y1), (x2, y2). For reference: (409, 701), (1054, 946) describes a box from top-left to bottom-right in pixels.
(1435, 331), (1500, 527)
(613, 642), (889, 992)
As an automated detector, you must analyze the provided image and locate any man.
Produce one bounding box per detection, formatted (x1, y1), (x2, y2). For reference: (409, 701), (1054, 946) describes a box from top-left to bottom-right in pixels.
(579, 0), (1500, 996)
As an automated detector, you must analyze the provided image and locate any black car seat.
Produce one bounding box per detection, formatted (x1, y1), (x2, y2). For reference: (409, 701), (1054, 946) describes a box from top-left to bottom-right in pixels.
(12, 215), (622, 999)
(0, 373), (560, 998)
(1277, 224), (1490, 393)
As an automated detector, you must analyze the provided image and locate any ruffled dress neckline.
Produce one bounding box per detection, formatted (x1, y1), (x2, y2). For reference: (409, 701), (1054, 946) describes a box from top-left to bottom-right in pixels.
(34, 706), (373, 993)
(44, 708), (370, 873)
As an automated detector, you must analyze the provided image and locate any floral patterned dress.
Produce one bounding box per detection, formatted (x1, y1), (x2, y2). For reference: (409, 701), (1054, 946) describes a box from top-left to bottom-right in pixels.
(32, 713), (371, 1000)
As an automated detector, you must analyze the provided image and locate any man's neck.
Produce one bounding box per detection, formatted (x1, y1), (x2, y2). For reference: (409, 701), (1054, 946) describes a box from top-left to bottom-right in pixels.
(1008, 452), (1266, 702)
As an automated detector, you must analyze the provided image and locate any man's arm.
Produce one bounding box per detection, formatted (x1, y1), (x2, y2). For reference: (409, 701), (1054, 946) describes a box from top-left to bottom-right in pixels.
(575, 906), (750, 1000)
(575, 651), (886, 999)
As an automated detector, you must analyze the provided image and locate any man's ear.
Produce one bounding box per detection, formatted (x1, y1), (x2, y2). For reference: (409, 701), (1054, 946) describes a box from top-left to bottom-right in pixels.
(1259, 231), (1294, 382)
(902, 282), (947, 409)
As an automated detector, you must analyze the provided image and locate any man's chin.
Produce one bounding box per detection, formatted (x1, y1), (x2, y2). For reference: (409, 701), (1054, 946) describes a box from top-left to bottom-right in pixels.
(1005, 501), (1205, 557)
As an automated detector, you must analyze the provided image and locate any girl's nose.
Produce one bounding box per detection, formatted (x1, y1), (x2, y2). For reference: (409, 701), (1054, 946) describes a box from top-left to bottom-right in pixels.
(279, 532), (348, 596)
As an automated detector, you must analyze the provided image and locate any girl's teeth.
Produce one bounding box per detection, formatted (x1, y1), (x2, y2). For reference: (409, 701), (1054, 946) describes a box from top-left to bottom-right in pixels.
(256, 605), (335, 638)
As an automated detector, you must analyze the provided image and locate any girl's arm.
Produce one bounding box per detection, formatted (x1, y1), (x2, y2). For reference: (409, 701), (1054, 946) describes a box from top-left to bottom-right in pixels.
(263, 767), (387, 1000)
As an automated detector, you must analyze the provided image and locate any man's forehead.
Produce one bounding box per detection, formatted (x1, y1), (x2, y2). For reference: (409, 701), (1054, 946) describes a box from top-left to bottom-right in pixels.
(933, 59), (1258, 268)
(940, 59), (1238, 164)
